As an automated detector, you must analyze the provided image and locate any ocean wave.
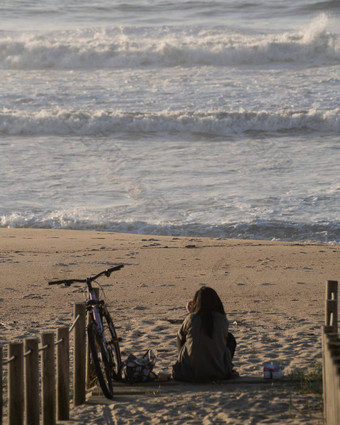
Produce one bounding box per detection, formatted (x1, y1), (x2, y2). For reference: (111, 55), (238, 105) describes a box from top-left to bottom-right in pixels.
(0, 108), (339, 136)
(1, 211), (339, 244)
(0, 15), (338, 69)
(297, 0), (340, 13)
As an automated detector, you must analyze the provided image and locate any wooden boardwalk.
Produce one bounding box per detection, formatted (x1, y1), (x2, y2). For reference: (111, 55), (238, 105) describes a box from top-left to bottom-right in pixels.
(88, 376), (300, 402)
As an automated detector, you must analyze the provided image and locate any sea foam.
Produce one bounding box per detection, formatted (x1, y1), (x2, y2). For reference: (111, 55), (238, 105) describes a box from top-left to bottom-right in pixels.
(1, 210), (339, 244)
(0, 15), (338, 70)
(0, 108), (338, 136)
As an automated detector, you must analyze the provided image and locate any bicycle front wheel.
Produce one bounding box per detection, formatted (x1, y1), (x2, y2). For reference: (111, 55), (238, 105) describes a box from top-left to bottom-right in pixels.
(87, 322), (114, 399)
(101, 307), (122, 380)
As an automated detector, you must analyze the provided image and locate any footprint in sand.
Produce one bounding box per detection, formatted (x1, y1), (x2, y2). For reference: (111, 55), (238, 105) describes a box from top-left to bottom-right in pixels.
(23, 294), (43, 299)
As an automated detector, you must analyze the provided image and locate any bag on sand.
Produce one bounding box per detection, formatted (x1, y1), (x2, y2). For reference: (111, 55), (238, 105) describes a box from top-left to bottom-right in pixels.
(122, 350), (157, 383)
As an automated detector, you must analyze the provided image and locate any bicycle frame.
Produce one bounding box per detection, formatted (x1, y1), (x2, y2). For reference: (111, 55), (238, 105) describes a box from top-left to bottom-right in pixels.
(86, 278), (114, 361)
(49, 264), (123, 338)
(49, 265), (124, 398)
(87, 279), (104, 331)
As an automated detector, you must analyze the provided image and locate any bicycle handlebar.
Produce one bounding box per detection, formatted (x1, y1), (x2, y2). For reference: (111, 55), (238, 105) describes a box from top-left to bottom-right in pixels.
(48, 264), (124, 286)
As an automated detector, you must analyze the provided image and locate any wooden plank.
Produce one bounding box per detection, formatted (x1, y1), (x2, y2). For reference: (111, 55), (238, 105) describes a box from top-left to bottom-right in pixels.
(25, 338), (40, 425)
(0, 345), (2, 425)
(8, 342), (24, 425)
(89, 375), (302, 399)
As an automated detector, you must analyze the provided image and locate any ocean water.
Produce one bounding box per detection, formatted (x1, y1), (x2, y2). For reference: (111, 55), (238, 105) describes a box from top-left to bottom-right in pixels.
(0, 0), (339, 243)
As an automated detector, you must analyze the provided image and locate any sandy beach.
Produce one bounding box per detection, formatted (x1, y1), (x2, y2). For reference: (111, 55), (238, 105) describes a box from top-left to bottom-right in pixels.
(1, 228), (340, 424)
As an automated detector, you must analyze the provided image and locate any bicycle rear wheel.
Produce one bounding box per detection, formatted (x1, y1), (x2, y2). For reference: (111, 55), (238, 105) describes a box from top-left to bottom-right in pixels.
(87, 322), (114, 399)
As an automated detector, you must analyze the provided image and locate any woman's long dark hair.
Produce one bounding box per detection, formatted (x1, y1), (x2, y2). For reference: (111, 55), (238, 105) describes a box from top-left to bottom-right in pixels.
(191, 287), (225, 338)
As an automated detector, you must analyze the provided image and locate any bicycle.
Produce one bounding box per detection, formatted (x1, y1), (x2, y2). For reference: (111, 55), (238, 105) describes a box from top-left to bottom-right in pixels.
(49, 264), (124, 399)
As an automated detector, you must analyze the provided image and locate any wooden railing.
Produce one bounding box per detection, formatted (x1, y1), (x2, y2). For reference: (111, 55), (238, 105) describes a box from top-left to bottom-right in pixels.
(322, 280), (340, 425)
(0, 302), (88, 425)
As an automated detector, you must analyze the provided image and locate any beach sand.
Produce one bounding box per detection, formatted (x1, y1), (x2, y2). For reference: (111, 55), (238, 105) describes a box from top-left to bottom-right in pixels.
(1, 228), (339, 424)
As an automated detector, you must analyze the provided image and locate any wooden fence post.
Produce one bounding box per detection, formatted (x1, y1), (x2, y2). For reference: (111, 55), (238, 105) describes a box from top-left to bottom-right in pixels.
(74, 303), (86, 406)
(322, 327), (327, 424)
(325, 280), (338, 332)
(0, 345), (3, 425)
(25, 338), (40, 425)
(326, 339), (340, 425)
(322, 326), (335, 424)
(323, 279), (340, 425)
(41, 332), (56, 425)
(57, 327), (70, 420)
(8, 342), (24, 425)
(333, 360), (340, 425)
(336, 365), (340, 425)
(326, 280), (338, 301)
(329, 349), (340, 425)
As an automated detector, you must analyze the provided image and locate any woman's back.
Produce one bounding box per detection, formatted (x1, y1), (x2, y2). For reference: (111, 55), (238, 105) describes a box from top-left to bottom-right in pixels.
(173, 311), (233, 381)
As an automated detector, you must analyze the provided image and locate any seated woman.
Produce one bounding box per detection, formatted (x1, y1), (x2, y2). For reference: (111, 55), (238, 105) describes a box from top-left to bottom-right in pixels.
(172, 286), (237, 382)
